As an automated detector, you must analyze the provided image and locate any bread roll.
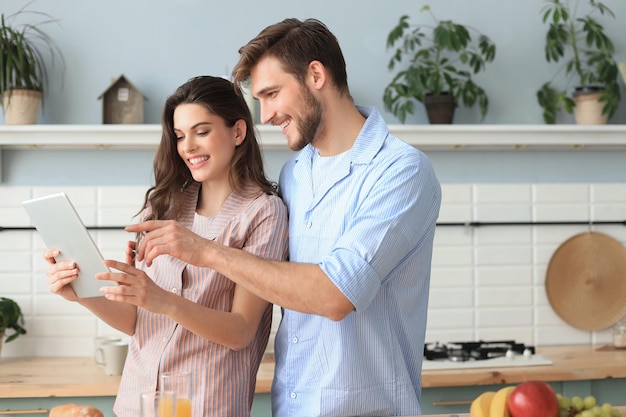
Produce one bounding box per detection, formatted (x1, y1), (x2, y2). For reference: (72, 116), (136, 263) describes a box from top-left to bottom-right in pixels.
(49, 404), (105, 417)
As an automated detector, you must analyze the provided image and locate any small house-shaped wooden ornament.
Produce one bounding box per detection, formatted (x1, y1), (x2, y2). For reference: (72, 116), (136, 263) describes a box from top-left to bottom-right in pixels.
(98, 74), (146, 124)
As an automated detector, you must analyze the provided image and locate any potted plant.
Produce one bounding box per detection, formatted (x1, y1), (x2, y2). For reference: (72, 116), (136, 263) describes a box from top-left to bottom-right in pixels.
(0, 297), (27, 352)
(383, 5), (496, 124)
(0, 4), (64, 124)
(536, 0), (621, 124)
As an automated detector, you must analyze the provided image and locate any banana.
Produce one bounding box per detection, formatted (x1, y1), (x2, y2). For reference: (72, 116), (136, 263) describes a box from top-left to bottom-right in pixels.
(470, 391), (497, 417)
(490, 386), (517, 417)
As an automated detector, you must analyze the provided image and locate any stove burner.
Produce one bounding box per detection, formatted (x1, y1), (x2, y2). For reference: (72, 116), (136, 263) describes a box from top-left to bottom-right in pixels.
(424, 340), (536, 361)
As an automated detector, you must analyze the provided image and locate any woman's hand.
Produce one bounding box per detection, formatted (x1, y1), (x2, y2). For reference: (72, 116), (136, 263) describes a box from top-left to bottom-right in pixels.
(125, 240), (137, 266)
(44, 249), (80, 301)
(97, 260), (174, 315)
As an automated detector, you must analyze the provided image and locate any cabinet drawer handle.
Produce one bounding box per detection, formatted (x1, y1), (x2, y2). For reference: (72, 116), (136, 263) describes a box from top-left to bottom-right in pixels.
(0, 410), (49, 415)
(432, 400), (473, 406)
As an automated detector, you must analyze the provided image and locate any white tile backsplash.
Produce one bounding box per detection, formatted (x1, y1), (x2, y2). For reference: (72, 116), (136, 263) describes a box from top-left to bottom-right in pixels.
(474, 226), (532, 244)
(534, 184), (590, 203)
(534, 203), (590, 221)
(475, 245), (533, 266)
(430, 267), (473, 288)
(1, 183), (625, 357)
(476, 307), (533, 327)
(437, 204), (473, 222)
(0, 231), (31, 250)
(0, 251), (32, 272)
(427, 308), (475, 329)
(432, 246), (474, 267)
(593, 203), (626, 220)
(0, 272), (32, 293)
(476, 287), (533, 307)
(474, 184), (532, 203)
(440, 184), (472, 204)
(475, 266), (532, 286)
(591, 184), (626, 202)
(475, 204), (533, 222)
(0, 187), (32, 206)
(429, 288), (474, 308)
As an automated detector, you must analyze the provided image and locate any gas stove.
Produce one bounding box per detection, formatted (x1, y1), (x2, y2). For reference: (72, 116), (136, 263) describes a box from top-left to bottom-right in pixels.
(422, 340), (553, 370)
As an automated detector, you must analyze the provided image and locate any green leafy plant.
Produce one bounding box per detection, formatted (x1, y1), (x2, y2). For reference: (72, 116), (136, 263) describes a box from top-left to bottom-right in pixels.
(0, 3), (65, 97)
(537, 0), (620, 123)
(383, 5), (496, 123)
(0, 297), (27, 343)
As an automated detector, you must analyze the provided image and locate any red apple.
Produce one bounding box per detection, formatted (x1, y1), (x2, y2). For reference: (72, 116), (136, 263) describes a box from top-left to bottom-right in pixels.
(507, 380), (559, 417)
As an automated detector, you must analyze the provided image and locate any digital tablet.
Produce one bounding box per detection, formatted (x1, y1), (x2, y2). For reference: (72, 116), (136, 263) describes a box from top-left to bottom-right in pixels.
(22, 192), (117, 299)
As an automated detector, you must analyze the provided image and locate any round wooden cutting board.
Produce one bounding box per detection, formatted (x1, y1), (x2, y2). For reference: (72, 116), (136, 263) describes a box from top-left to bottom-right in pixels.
(545, 231), (626, 331)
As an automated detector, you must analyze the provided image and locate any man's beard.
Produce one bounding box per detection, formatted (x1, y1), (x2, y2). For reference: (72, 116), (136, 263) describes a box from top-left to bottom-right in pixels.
(291, 84), (323, 151)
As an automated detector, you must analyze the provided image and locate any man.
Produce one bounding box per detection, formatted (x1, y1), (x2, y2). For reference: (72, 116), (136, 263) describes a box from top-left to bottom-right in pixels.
(127, 18), (441, 417)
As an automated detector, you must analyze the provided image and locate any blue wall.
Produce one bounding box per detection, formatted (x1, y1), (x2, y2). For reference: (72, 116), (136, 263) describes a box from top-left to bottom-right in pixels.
(3, 0), (626, 125)
(2, 0), (626, 186)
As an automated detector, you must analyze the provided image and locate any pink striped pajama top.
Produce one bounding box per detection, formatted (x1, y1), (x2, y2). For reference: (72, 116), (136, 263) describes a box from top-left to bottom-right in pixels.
(113, 182), (288, 417)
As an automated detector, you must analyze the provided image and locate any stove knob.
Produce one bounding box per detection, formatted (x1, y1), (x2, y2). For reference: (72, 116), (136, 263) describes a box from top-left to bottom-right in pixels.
(523, 348), (532, 358)
(505, 349), (515, 359)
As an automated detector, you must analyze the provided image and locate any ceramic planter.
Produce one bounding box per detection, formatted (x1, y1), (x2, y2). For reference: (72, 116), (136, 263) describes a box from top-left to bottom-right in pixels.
(572, 86), (608, 125)
(2, 89), (42, 125)
(423, 93), (456, 124)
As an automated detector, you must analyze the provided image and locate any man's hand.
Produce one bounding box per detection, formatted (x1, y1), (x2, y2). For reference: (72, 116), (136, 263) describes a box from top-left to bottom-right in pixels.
(125, 220), (214, 267)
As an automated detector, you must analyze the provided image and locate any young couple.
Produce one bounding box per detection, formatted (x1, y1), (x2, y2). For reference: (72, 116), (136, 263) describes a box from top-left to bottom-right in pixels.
(45, 18), (441, 417)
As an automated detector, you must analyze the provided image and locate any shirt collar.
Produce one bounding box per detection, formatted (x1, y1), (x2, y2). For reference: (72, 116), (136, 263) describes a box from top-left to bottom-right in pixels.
(295, 105), (389, 166)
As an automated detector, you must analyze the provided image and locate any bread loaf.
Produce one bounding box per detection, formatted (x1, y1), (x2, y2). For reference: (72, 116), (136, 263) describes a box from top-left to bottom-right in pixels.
(49, 404), (105, 417)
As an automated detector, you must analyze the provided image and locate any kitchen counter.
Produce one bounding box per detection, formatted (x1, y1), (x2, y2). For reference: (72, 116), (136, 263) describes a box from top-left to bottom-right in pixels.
(0, 355), (274, 398)
(421, 344), (626, 388)
(0, 357), (121, 398)
(1, 345), (624, 398)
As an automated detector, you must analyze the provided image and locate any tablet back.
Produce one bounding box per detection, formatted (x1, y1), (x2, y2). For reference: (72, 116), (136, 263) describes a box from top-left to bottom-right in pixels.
(22, 192), (115, 298)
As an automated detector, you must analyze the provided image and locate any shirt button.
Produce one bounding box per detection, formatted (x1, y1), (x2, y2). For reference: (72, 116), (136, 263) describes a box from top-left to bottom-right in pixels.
(292, 337), (299, 344)
(171, 288), (178, 294)
(306, 221), (312, 228)
(290, 392), (297, 399)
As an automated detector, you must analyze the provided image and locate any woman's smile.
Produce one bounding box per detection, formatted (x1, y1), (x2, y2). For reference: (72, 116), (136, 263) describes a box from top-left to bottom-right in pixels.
(188, 155), (210, 167)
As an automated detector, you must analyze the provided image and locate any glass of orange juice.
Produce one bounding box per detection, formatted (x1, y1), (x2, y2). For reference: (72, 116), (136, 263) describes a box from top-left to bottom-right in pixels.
(140, 390), (176, 417)
(159, 371), (192, 417)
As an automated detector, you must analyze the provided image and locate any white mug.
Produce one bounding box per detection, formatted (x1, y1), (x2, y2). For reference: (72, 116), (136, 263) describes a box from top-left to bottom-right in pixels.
(93, 336), (122, 366)
(95, 340), (128, 376)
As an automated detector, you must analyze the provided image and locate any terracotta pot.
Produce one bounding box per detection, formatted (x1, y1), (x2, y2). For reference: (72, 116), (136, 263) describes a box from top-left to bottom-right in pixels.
(423, 93), (456, 124)
(572, 86), (608, 125)
(2, 89), (42, 125)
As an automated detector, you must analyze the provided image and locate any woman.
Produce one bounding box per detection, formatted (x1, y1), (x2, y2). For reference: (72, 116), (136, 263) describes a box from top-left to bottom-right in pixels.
(44, 76), (288, 417)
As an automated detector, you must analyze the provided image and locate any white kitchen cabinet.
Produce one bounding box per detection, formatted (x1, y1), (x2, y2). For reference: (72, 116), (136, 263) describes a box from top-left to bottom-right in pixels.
(251, 394), (271, 417)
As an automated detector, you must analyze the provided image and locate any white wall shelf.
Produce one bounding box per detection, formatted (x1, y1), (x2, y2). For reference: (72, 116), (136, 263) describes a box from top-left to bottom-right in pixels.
(1, 124), (626, 151)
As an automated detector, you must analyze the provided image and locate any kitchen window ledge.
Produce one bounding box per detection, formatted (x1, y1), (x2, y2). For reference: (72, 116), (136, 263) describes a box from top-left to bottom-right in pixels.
(1, 124), (626, 151)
